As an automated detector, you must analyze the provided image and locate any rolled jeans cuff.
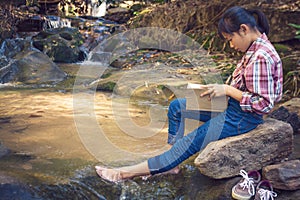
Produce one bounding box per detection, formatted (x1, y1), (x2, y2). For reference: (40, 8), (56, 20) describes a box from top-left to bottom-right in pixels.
(167, 134), (176, 145)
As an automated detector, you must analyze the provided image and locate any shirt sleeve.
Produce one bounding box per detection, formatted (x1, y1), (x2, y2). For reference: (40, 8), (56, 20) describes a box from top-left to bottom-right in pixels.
(239, 54), (278, 115)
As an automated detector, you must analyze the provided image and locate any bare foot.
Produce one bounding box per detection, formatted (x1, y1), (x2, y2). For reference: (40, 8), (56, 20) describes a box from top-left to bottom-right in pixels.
(95, 166), (124, 183)
(96, 161), (150, 182)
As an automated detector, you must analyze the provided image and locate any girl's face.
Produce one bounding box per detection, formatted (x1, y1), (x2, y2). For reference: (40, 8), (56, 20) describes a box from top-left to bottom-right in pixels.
(222, 29), (252, 52)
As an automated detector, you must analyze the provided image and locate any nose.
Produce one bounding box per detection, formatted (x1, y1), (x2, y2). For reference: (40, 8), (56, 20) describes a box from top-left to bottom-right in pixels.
(229, 41), (234, 48)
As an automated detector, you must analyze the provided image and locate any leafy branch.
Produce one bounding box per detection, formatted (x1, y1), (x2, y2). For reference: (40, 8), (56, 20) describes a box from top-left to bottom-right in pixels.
(288, 23), (300, 39)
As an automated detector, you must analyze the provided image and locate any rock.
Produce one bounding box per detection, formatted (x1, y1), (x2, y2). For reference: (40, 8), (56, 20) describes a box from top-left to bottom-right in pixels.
(0, 38), (31, 59)
(194, 118), (293, 179)
(262, 159), (300, 190)
(195, 176), (240, 200)
(268, 106), (300, 134)
(16, 16), (44, 32)
(0, 181), (39, 200)
(105, 7), (133, 24)
(281, 98), (300, 117)
(0, 50), (66, 84)
(276, 189), (300, 200)
(0, 38), (67, 85)
(32, 27), (85, 63)
(0, 143), (10, 158)
(38, 0), (60, 15)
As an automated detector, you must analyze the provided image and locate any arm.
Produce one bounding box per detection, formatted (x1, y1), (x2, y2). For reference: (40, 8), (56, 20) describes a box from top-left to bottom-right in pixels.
(239, 54), (282, 114)
(200, 84), (243, 102)
(201, 54), (282, 114)
(225, 85), (243, 101)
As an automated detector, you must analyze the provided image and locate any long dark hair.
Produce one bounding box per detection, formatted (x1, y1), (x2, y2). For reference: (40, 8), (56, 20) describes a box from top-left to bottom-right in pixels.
(218, 6), (269, 39)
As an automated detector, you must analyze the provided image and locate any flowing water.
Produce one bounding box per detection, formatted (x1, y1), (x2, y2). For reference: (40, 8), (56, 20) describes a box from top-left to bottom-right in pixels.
(0, 83), (234, 200)
(1, 81), (300, 200)
(0, 4), (205, 198)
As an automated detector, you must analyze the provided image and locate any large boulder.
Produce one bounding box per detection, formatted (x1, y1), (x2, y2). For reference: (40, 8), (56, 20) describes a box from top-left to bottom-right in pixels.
(0, 38), (31, 59)
(0, 50), (66, 84)
(32, 27), (85, 63)
(194, 118), (293, 179)
(0, 37), (67, 85)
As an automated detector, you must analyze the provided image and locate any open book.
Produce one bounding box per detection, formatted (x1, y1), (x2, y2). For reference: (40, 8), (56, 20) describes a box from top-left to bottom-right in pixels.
(185, 83), (228, 112)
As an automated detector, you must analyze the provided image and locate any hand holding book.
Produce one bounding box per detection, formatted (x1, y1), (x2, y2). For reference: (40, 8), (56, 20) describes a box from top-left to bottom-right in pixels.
(187, 83), (227, 100)
(186, 83), (228, 112)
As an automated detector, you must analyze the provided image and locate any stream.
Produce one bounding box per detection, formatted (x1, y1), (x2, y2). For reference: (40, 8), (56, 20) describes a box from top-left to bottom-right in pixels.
(0, 78), (234, 200)
(0, 6), (213, 199)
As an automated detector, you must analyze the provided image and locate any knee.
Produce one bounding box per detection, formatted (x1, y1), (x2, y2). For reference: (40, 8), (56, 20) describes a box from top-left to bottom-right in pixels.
(168, 98), (185, 117)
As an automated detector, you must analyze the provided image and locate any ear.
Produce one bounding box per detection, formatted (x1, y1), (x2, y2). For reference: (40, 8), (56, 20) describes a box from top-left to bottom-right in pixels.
(239, 24), (249, 35)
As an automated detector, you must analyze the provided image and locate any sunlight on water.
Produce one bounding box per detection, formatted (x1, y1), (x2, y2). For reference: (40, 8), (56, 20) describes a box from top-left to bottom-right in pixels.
(0, 88), (197, 199)
(0, 88), (169, 177)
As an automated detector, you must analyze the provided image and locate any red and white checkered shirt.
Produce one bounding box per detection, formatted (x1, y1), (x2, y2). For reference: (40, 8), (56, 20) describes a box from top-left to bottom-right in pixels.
(230, 33), (283, 115)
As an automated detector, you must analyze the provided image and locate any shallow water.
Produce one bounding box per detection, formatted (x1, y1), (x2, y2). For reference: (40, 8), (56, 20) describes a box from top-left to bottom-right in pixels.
(0, 88), (299, 199)
(0, 30), (299, 200)
(0, 88), (203, 199)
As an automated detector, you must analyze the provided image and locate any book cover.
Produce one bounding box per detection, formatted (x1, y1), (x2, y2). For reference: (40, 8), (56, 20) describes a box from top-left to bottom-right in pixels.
(185, 83), (228, 112)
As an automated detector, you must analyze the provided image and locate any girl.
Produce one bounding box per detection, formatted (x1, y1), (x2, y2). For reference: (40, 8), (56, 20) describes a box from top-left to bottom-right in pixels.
(95, 6), (282, 198)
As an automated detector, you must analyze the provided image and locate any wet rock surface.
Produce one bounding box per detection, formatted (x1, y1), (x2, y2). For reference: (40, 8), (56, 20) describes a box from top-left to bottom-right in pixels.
(195, 118), (293, 179)
(0, 50), (66, 84)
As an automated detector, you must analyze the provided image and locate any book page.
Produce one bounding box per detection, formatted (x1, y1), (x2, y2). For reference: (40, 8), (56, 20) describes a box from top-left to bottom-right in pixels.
(186, 83), (207, 90)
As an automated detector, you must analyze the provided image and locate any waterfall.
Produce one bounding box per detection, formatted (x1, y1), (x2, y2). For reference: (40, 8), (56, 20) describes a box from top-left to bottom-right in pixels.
(44, 16), (72, 29)
(90, 0), (107, 17)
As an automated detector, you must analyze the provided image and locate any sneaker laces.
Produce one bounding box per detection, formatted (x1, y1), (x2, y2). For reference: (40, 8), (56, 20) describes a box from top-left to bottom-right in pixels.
(257, 188), (277, 200)
(238, 170), (255, 196)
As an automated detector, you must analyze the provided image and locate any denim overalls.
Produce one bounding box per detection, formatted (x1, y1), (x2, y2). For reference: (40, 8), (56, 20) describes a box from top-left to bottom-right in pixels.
(148, 97), (263, 175)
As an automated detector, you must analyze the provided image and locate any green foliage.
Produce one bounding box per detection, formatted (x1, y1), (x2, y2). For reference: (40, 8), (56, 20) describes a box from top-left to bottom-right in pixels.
(273, 44), (291, 54)
(157, 85), (166, 90)
(288, 23), (300, 39)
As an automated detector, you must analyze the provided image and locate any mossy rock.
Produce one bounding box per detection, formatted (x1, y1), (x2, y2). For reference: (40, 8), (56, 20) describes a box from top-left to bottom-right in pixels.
(96, 81), (116, 92)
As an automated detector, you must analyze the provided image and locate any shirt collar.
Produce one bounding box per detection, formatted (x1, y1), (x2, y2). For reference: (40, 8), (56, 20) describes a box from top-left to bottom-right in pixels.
(243, 33), (268, 62)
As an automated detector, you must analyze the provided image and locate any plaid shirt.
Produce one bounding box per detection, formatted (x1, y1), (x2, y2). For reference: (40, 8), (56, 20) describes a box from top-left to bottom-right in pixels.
(230, 33), (283, 115)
